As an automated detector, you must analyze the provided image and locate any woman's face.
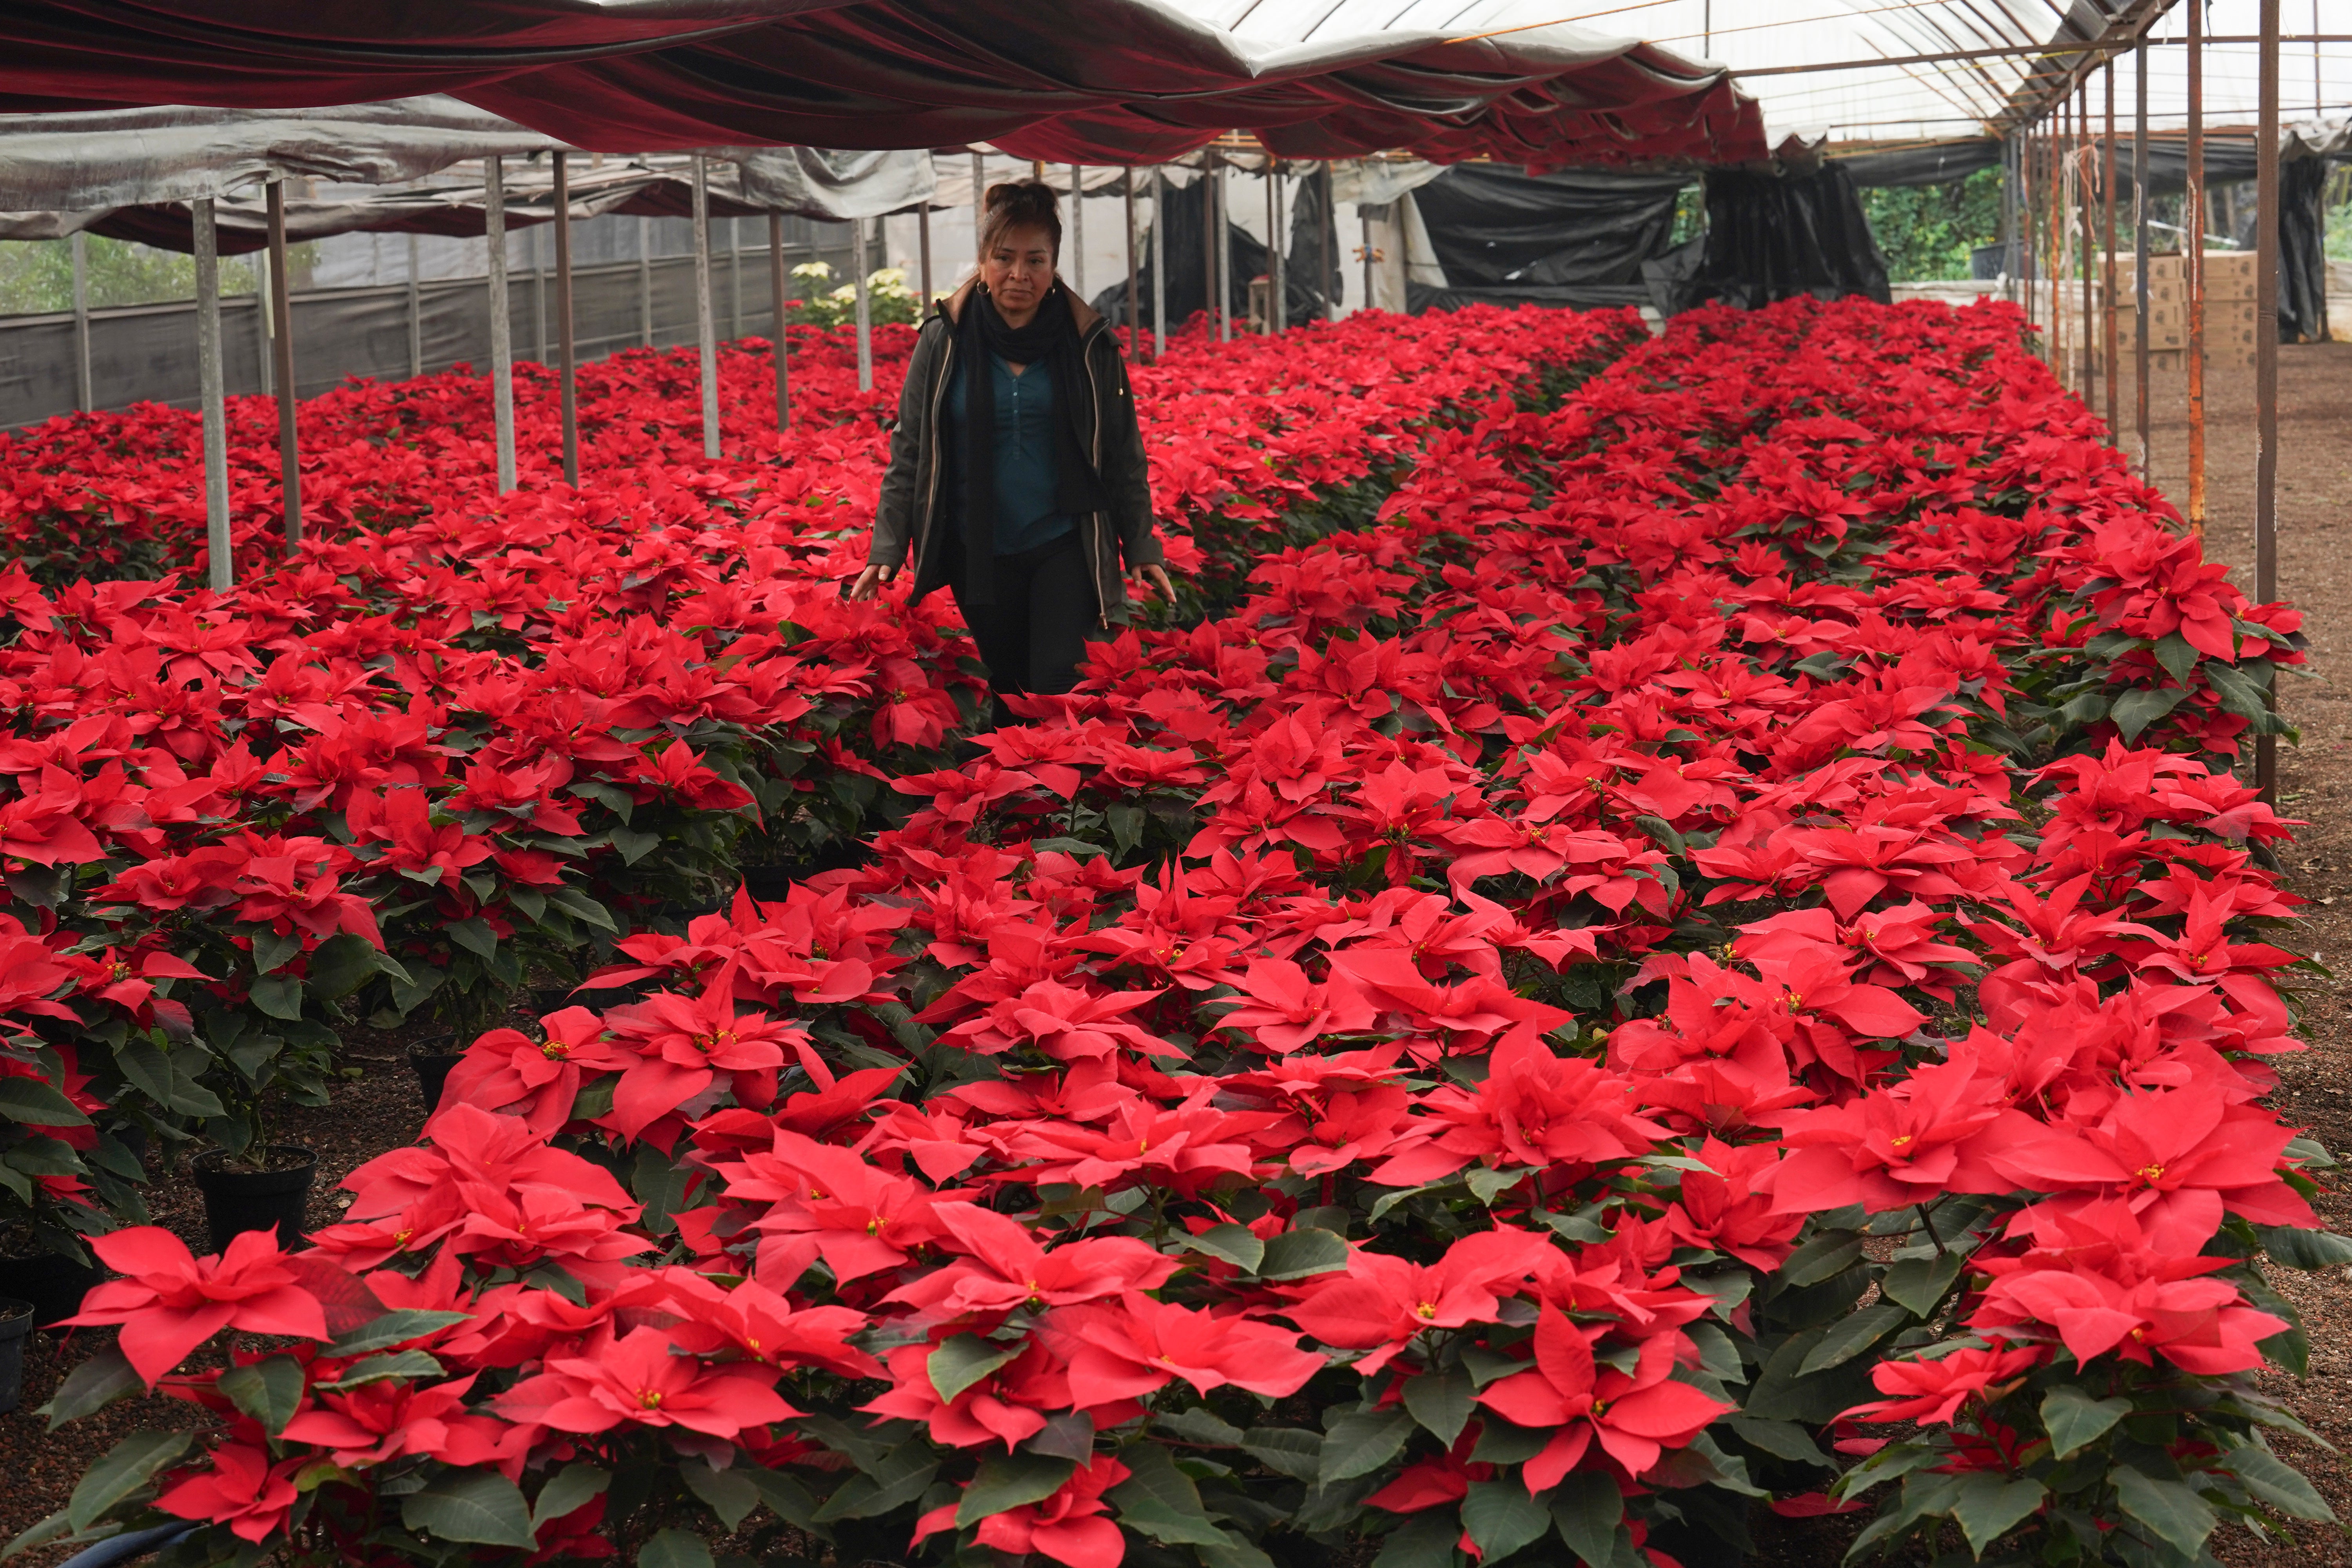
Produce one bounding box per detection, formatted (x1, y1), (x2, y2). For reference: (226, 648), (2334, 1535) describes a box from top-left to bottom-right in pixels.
(982, 222), (1056, 318)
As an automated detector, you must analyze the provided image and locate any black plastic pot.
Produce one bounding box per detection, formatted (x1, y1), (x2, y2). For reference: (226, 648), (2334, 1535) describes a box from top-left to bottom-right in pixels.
(408, 1033), (461, 1114)
(0, 1246), (105, 1328)
(742, 864), (794, 902)
(532, 985), (575, 1015)
(191, 1146), (317, 1252)
(0, 1296), (33, 1415)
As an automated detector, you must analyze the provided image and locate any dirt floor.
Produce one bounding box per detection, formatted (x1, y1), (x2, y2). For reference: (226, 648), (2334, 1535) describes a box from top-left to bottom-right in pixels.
(4, 339), (2352, 1568)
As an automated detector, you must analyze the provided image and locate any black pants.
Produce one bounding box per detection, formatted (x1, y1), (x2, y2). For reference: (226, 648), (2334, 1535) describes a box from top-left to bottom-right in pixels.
(951, 532), (1097, 717)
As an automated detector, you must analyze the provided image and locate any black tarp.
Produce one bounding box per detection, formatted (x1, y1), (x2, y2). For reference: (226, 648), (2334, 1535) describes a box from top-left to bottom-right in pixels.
(1646, 162), (1891, 316)
(1089, 177), (1265, 333)
(1838, 138), (2004, 189)
(1282, 168), (1344, 327)
(1409, 163), (1688, 310)
(2280, 155), (2330, 343)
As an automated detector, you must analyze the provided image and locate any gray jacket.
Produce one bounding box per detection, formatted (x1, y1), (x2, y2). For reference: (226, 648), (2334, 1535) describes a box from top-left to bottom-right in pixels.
(870, 277), (1161, 624)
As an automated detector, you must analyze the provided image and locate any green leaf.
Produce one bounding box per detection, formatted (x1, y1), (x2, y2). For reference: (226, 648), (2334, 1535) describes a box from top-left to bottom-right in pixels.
(2109, 684), (2187, 742)
(1239, 1427), (1323, 1482)
(1799, 1303), (1909, 1376)
(445, 918), (499, 960)
(637, 1529), (714, 1568)
(1374, 1509), (1461, 1568)
(928, 1333), (1020, 1406)
(530, 1464), (610, 1529)
(2204, 659), (2277, 726)
(1879, 1249), (1969, 1316)
(1321, 1409), (1415, 1486)
(317, 1349), (444, 1390)
(67, 1432), (191, 1530)
(1779, 1230), (1863, 1287)
(248, 974), (305, 1021)
(306, 933), (383, 1000)
(1257, 1227), (1348, 1280)
(217, 1354), (307, 1435)
(1403, 1367), (1477, 1448)
(1949, 1472), (2045, 1557)
(810, 1441), (939, 1522)
(326, 1309), (471, 1358)
(403, 1470), (539, 1548)
(1107, 802), (1146, 859)
(1154, 1407), (1245, 1448)
(1184, 1222), (1267, 1274)
(1462, 1480), (1550, 1563)
(1201, 1540), (1279, 1568)
(680, 1459), (760, 1531)
(1119, 1494), (1234, 1546)
(0, 1074), (89, 1127)
(546, 886), (617, 933)
(1464, 1166), (1534, 1205)
(250, 926), (305, 976)
(2152, 633), (2200, 684)
(741, 1470), (825, 1537)
(2041, 1385), (2131, 1461)
(2218, 1445), (2336, 1521)
(958, 1452), (1076, 1526)
(1547, 1470), (1624, 1565)
(1725, 1416), (1833, 1470)
(2112, 1468), (2217, 1558)
(2256, 1225), (2352, 1270)
(1108, 1442), (1211, 1520)
(39, 1347), (142, 1428)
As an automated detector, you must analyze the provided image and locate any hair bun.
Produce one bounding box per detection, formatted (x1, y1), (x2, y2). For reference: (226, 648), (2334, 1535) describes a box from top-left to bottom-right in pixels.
(978, 179), (1063, 259)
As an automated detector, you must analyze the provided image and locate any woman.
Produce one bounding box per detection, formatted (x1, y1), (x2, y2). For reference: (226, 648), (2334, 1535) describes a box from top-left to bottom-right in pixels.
(850, 181), (1172, 724)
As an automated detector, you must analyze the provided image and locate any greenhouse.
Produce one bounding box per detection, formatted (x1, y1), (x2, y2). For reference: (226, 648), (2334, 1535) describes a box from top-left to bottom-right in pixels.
(0, 3), (2349, 1567)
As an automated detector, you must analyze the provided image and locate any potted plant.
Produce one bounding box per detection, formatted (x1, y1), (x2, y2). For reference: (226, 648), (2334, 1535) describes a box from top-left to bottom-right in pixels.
(185, 1007), (333, 1252)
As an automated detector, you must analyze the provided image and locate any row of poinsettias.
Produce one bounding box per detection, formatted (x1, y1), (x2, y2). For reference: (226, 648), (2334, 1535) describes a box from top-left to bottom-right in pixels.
(25, 294), (2335, 1568)
(0, 305), (1640, 1260)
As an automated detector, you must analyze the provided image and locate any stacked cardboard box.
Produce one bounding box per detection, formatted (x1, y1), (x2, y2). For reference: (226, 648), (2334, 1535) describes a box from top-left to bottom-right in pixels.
(2063, 250), (2263, 372)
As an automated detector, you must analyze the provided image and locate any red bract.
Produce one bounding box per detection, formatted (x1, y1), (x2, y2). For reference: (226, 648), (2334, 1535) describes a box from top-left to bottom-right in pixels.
(65, 1227), (335, 1386)
(496, 1323), (797, 1440)
(1475, 1306), (1730, 1486)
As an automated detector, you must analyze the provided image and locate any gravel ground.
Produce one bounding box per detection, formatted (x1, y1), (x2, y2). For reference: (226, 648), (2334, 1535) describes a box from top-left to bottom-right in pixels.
(3, 337), (2349, 1568)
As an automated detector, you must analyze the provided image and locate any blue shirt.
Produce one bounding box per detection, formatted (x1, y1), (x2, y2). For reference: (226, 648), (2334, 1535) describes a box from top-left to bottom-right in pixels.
(945, 351), (1077, 557)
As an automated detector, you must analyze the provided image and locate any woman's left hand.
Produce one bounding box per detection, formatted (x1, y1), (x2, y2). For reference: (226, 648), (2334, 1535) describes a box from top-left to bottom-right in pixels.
(1131, 565), (1177, 603)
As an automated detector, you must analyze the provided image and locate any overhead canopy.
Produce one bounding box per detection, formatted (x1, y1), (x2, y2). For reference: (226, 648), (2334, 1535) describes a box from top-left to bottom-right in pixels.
(0, 0), (1766, 168)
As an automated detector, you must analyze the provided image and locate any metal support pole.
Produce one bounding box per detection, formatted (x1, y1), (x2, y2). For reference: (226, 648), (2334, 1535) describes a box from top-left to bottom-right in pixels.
(691, 152), (720, 460)
(1151, 168), (1167, 358)
(254, 242), (274, 397)
(972, 151), (986, 220)
(553, 149), (579, 487)
(1071, 164), (1084, 296)
(405, 232), (423, 379)
(2187, 0), (2207, 536)
(919, 203), (933, 301)
(69, 231), (91, 410)
(2255, 0), (2281, 800)
(2102, 63), (2118, 439)
(1201, 160), (1216, 337)
(2134, 35), (2151, 477)
(853, 216), (873, 392)
(1216, 162), (1230, 342)
(532, 222), (546, 365)
(2077, 83), (2094, 397)
(769, 212), (791, 432)
(2022, 128), (2037, 330)
(265, 178), (301, 550)
(193, 198), (231, 591)
(486, 157), (516, 492)
(1124, 169), (1138, 355)
(637, 215), (653, 348)
(1268, 163), (1284, 332)
(1362, 203), (1375, 313)
(730, 216), (742, 342)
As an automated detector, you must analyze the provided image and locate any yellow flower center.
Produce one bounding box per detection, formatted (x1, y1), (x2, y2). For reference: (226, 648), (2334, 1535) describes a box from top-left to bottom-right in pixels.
(2137, 1164), (2165, 1184)
(637, 1388), (664, 1410)
(1416, 1302), (1438, 1320)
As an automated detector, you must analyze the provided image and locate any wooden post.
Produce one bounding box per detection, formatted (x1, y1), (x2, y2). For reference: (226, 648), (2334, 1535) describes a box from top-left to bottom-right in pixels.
(1201, 159), (1216, 338)
(265, 178), (301, 549)
(1124, 169), (1138, 355)
(193, 197), (231, 590)
(2077, 83), (2093, 397)
(919, 203), (933, 301)
(1216, 161), (1230, 342)
(853, 216), (873, 392)
(2254, 0), (2281, 800)
(637, 215), (653, 348)
(769, 212), (791, 432)
(1071, 163), (1084, 297)
(405, 232), (423, 379)
(1319, 163), (1334, 320)
(2187, 0), (2207, 537)
(2134, 33), (2151, 476)
(691, 152), (720, 460)
(1362, 202), (1375, 313)
(729, 216), (742, 341)
(69, 231), (91, 409)
(2102, 62), (2118, 439)
(553, 150), (579, 487)
(2022, 127), (2037, 330)
(1151, 168), (1167, 358)
(486, 157), (516, 492)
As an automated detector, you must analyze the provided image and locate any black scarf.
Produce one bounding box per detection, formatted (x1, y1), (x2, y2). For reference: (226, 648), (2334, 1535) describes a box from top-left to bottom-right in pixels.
(954, 281), (1107, 604)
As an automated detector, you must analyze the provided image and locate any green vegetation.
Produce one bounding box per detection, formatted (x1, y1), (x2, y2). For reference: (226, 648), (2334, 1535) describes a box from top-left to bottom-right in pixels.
(0, 234), (319, 316)
(1859, 164), (2004, 281)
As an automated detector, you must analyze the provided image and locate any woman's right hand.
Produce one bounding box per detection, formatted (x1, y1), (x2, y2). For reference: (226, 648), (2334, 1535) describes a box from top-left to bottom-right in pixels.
(846, 563), (896, 601)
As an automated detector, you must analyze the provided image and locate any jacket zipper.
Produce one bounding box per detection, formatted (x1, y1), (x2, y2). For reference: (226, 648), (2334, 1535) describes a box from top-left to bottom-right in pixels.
(911, 314), (956, 586)
(1081, 324), (1109, 629)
